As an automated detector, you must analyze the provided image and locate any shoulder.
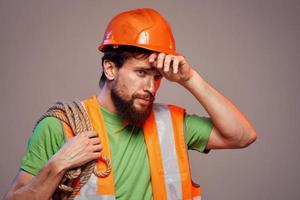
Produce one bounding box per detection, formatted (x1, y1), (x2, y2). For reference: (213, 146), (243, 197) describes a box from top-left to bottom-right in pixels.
(20, 117), (65, 175)
(35, 116), (62, 129)
(30, 117), (65, 146)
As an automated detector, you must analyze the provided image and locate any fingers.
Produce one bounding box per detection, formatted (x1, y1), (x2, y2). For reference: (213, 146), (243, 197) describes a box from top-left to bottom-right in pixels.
(90, 137), (101, 145)
(55, 131), (105, 169)
(81, 131), (102, 148)
(163, 55), (172, 72)
(156, 53), (165, 69)
(173, 57), (179, 74)
(148, 53), (157, 63)
(151, 53), (181, 74)
(91, 152), (102, 160)
(92, 143), (103, 152)
(83, 131), (98, 138)
(89, 141), (103, 161)
(75, 131), (102, 150)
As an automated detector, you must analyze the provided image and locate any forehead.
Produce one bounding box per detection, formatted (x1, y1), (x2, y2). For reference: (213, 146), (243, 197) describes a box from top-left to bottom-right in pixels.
(122, 57), (160, 74)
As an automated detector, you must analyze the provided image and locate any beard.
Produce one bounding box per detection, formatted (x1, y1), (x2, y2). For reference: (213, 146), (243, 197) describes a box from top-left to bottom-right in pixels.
(111, 81), (154, 127)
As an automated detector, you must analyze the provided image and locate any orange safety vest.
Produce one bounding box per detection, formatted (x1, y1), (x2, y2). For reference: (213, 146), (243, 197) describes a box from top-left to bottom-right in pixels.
(62, 96), (202, 200)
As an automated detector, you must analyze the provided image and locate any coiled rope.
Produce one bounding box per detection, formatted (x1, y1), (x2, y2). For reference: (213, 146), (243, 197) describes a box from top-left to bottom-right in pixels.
(34, 100), (111, 200)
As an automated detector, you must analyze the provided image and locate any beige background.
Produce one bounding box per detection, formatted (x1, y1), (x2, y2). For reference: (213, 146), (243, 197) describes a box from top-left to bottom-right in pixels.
(1, 0), (300, 199)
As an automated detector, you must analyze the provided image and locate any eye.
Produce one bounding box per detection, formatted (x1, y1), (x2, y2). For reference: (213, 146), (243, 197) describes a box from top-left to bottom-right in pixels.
(137, 70), (146, 77)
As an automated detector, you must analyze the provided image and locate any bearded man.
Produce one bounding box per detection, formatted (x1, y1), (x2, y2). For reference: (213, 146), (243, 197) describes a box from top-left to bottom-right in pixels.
(4, 8), (256, 200)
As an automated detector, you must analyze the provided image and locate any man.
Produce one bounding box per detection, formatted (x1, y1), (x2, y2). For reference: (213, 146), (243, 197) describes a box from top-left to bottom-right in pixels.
(4, 8), (256, 200)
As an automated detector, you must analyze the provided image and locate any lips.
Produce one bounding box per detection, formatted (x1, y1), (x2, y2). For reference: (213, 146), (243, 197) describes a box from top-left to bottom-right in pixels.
(138, 97), (152, 102)
(134, 97), (154, 108)
(135, 97), (151, 104)
(133, 93), (154, 102)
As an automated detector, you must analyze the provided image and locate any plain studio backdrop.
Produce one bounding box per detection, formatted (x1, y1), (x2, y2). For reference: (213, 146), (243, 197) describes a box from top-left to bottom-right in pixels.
(1, 0), (300, 199)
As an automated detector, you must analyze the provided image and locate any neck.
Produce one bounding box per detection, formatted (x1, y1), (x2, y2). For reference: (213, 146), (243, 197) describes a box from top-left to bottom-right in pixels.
(97, 83), (117, 113)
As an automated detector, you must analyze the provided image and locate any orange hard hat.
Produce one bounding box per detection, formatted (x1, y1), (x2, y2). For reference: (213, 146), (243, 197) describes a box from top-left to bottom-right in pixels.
(98, 8), (177, 55)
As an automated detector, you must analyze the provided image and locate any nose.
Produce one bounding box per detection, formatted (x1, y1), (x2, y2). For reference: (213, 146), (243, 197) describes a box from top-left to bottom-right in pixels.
(144, 77), (155, 95)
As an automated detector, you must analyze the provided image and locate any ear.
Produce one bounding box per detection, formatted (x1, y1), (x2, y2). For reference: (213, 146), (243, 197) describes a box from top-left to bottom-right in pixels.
(103, 60), (118, 81)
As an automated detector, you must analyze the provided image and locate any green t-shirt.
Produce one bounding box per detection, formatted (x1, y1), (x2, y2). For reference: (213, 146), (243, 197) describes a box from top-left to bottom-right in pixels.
(20, 106), (213, 200)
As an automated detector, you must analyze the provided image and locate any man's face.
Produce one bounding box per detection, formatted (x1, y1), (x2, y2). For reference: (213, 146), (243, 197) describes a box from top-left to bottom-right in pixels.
(111, 55), (162, 127)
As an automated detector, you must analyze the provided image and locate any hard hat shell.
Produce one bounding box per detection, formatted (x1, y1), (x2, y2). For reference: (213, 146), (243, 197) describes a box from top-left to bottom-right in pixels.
(98, 8), (177, 55)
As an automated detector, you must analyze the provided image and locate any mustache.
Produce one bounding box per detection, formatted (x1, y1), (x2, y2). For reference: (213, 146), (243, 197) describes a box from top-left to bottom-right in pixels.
(133, 92), (155, 102)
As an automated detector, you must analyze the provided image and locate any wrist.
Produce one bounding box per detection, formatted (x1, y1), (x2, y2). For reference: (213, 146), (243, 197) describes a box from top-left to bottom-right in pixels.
(181, 69), (206, 90)
(48, 156), (68, 175)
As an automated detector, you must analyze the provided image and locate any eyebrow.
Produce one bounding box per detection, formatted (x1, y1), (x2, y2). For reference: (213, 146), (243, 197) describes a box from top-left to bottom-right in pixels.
(134, 66), (162, 76)
(134, 66), (152, 70)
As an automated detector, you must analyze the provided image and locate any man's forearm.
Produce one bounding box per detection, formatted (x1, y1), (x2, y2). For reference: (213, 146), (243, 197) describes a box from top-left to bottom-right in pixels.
(5, 130), (102, 200)
(5, 159), (65, 200)
(182, 70), (256, 147)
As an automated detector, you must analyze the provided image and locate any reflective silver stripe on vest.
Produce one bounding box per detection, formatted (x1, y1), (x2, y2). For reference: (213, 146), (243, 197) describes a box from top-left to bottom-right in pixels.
(193, 195), (202, 200)
(153, 104), (183, 199)
(74, 169), (116, 200)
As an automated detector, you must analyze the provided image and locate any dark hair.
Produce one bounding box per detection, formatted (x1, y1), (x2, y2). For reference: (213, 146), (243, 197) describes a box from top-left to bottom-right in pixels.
(99, 45), (154, 88)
